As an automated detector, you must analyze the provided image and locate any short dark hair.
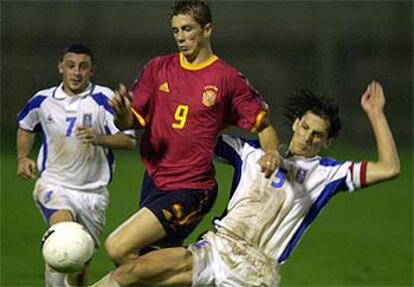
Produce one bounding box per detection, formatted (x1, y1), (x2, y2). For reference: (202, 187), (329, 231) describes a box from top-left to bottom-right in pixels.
(60, 43), (94, 64)
(284, 89), (342, 139)
(170, 1), (212, 27)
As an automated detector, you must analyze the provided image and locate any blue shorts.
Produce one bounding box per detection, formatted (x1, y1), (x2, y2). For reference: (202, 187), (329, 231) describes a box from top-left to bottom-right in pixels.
(139, 172), (218, 247)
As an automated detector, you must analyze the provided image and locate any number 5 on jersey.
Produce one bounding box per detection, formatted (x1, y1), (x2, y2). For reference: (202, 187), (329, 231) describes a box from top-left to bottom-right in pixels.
(172, 104), (189, 129)
(272, 169), (286, 188)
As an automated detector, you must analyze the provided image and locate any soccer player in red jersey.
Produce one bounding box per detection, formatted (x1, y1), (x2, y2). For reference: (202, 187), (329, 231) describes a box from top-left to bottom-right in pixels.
(105, 0), (280, 265)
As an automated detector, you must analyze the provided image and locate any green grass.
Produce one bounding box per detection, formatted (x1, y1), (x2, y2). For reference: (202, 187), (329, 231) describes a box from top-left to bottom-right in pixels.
(1, 147), (412, 286)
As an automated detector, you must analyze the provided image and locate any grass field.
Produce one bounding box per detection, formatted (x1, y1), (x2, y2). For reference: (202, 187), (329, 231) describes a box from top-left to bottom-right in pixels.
(1, 145), (412, 286)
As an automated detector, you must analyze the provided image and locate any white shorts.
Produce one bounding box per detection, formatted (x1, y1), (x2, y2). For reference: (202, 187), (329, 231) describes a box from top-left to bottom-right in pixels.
(33, 178), (109, 246)
(188, 231), (281, 287)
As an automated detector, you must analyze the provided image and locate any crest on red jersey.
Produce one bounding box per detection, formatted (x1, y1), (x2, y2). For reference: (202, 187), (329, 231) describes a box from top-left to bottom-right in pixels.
(202, 85), (218, 107)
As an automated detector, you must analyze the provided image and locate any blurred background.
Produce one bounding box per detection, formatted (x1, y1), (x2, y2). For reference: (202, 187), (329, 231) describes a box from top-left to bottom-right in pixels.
(2, 1), (413, 144)
(1, 1), (412, 286)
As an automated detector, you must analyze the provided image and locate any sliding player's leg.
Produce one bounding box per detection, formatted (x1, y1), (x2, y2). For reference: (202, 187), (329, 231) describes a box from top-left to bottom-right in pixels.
(91, 247), (193, 287)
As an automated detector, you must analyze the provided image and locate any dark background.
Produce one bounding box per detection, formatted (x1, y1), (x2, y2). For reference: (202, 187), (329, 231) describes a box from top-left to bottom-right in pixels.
(1, 1), (413, 286)
(2, 1), (412, 147)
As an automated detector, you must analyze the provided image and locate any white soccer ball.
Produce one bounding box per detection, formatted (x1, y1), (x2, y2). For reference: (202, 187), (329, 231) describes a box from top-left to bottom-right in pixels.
(41, 222), (95, 273)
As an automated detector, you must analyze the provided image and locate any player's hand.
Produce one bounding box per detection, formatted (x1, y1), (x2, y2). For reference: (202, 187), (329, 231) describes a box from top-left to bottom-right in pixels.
(361, 81), (385, 116)
(258, 151), (280, 178)
(17, 157), (37, 180)
(110, 83), (133, 118)
(75, 127), (98, 145)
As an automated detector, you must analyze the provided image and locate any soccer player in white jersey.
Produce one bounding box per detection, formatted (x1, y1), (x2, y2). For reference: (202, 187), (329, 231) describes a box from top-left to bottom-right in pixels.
(89, 81), (399, 287)
(16, 43), (136, 287)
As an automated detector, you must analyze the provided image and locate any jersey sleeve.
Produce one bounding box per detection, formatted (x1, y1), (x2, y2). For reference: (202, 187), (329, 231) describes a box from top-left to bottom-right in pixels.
(16, 94), (47, 132)
(322, 158), (368, 193)
(346, 161), (368, 191)
(90, 90), (120, 136)
(131, 58), (158, 128)
(214, 134), (255, 166)
(227, 72), (267, 132)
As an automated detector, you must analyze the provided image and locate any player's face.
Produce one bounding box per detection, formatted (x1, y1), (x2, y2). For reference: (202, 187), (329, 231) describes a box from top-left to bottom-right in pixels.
(171, 14), (211, 62)
(289, 111), (332, 157)
(58, 52), (95, 96)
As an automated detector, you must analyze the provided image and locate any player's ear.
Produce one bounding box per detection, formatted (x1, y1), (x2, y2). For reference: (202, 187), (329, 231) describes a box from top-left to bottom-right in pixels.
(292, 118), (300, 132)
(323, 137), (334, 148)
(203, 23), (212, 38)
(58, 61), (64, 74)
(90, 65), (96, 76)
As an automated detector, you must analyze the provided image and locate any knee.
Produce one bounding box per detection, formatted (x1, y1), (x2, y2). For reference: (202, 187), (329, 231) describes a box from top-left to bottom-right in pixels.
(105, 236), (139, 265)
(105, 236), (125, 264)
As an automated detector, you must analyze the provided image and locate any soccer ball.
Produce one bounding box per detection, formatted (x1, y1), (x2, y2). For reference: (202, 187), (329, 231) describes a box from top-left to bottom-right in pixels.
(41, 222), (95, 273)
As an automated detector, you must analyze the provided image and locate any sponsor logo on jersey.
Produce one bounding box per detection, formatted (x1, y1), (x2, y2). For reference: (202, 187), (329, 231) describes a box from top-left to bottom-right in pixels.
(159, 82), (170, 93)
(82, 113), (92, 127)
(202, 85), (218, 107)
(47, 114), (55, 124)
(296, 169), (308, 184)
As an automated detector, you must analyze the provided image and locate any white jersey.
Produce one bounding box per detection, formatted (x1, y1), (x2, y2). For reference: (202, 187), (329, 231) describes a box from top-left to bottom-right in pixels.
(214, 135), (367, 264)
(17, 83), (120, 190)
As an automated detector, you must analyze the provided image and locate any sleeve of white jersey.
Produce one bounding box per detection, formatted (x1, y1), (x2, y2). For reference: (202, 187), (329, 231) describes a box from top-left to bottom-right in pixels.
(17, 95), (42, 132)
(344, 161), (368, 192)
(214, 135), (246, 165)
(348, 161), (367, 191)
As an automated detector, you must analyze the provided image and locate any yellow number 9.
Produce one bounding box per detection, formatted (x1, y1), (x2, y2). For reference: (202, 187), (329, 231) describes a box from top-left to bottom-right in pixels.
(172, 104), (189, 129)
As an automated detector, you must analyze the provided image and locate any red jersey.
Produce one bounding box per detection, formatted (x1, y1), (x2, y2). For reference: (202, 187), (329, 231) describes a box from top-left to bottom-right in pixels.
(131, 53), (266, 190)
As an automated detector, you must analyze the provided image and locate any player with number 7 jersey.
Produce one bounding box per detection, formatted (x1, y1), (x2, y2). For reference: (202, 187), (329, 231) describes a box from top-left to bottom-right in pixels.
(17, 83), (121, 189)
(16, 43), (136, 287)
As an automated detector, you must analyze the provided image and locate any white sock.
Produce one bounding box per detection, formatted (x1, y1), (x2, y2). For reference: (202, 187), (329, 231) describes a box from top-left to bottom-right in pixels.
(45, 264), (65, 287)
(63, 276), (72, 287)
(89, 273), (121, 287)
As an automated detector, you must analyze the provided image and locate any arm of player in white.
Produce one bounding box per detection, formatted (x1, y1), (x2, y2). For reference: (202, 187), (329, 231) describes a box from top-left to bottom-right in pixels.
(16, 129), (37, 179)
(361, 81), (400, 186)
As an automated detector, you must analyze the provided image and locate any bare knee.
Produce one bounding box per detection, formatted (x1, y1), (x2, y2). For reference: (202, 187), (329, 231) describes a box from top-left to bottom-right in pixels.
(105, 236), (136, 265)
(104, 235), (119, 262)
(48, 209), (73, 226)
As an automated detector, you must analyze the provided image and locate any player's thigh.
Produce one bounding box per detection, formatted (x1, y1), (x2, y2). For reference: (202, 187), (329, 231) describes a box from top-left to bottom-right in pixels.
(33, 179), (76, 225)
(49, 209), (73, 225)
(114, 247), (193, 286)
(106, 208), (166, 255)
(146, 187), (217, 245)
(34, 179), (108, 245)
(75, 188), (109, 245)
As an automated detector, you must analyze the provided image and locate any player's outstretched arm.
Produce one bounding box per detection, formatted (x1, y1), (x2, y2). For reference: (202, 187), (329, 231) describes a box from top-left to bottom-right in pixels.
(16, 129), (37, 179)
(361, 81), (400, 186)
